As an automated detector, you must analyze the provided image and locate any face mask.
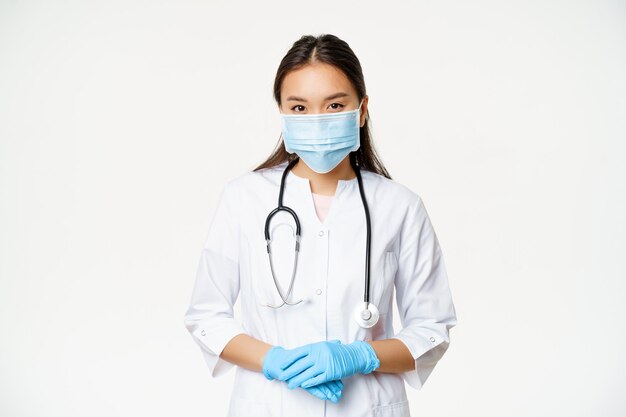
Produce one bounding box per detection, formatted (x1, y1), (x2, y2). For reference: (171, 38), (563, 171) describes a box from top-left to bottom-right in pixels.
(280, 99), (364, 174)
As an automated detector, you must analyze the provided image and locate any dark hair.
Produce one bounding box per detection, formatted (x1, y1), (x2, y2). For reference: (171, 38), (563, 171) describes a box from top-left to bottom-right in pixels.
(252, 33), (392, 180)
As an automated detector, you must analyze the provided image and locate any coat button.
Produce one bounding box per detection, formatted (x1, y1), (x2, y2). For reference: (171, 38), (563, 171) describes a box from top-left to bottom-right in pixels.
(318, 230), (325, 237)
(316, 289), (322, 295)
(201, 330), (206, 336)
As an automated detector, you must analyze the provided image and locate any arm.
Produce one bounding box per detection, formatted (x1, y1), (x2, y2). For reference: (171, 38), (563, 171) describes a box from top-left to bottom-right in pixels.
(367, 339), (415, 373)
(389, 195), (458, 389)
(264, 195), (456, 390)
(220, 333), (273, 373)
(183, 181), (344, 401)
(184, 182), (250, 377)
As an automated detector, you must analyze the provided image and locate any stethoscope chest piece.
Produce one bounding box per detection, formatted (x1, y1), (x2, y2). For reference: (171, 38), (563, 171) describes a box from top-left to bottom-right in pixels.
(353, 302), (380, 328)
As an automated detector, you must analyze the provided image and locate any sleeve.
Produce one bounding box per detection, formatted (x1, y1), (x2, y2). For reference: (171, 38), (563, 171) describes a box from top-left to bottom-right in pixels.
(183, 181), (247, 378)
(390, 195), (458, 390)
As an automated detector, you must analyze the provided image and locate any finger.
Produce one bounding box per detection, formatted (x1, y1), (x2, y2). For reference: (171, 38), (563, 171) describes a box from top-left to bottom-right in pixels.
(287, 365), (324, 390)
(316, 384), (336, 401)
(276, 347), (309, 371)
(277, 356), (314, 381)
(301, 372), (329, 389)
(303, 385), (328, 401)
(326, 380), (343, 396)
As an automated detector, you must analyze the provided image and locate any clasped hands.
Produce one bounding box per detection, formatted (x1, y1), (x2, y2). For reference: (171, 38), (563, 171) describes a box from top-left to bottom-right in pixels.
(262, 339), (380, 403)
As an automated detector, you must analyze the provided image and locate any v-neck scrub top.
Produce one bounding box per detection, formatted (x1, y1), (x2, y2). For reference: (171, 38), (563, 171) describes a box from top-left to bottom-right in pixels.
(311, 192), (334, 223)
(184, 160), (458, 417)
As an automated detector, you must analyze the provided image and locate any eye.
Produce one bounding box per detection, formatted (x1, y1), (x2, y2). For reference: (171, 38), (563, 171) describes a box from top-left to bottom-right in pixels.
(329, 103), (345, 111)
(290, 105), (306, 112)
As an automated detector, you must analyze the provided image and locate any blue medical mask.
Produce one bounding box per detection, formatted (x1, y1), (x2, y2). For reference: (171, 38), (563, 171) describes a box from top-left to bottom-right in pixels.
(280, 99), (364, 174)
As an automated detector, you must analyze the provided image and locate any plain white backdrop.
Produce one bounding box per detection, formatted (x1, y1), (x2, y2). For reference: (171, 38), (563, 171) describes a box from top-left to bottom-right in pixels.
(1, 0), (625, 416)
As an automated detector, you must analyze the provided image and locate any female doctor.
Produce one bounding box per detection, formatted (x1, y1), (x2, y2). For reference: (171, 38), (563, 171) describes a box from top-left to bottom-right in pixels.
(183, 33), (457, 417)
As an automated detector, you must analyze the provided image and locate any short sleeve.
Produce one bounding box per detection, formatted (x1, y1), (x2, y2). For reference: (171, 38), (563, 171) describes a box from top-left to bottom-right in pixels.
(390, 195), (458, 390)
(183, 181), (247, 377)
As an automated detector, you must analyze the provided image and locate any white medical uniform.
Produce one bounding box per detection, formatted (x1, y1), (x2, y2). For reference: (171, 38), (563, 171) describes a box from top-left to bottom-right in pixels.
(184, 160), (457, 417)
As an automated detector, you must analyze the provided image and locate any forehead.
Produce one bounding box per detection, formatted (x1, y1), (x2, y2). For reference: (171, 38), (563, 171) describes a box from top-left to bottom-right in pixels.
(281, 62), (356, 101)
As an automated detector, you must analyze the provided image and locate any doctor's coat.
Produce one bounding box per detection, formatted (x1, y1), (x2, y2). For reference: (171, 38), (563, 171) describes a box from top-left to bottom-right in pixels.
(184, 160), (457, 417)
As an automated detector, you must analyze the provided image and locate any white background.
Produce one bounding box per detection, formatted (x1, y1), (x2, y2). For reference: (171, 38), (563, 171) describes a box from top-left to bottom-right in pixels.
(1, 0), (625, 416)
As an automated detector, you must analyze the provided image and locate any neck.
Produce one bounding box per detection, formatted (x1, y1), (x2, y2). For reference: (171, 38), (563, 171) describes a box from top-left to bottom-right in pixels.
(291, 156), (356, 196)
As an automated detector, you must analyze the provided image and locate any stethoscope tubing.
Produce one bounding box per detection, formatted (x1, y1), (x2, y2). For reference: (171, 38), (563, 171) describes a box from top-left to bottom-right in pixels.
(263, 154), (376, 324)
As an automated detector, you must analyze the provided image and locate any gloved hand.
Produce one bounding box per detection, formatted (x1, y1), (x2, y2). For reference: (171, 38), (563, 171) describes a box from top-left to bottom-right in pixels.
(303, 379), (343, 403)
(277, 340), (380, 390)
(262, 345), (344, 403)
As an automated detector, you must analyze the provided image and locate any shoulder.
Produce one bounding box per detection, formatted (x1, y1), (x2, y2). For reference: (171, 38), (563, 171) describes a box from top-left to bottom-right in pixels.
(219, 162), (287, 202)
(226, 162), (287, 189)
(361, 169), (423, 211)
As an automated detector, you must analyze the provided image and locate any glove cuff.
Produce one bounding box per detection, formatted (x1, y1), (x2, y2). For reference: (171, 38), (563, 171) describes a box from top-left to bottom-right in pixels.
(351, 340), (381, 374)
(262, 346), (283, 381)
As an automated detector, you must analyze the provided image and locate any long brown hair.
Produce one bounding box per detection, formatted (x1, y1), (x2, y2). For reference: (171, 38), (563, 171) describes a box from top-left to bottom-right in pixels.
(252, 33), (392, 180)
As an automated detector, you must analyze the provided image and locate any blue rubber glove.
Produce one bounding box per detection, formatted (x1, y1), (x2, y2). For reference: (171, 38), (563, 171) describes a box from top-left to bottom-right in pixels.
(277, 340), (380, 390)
(262, 345), (344, 402)
(304, 379), (343, 403)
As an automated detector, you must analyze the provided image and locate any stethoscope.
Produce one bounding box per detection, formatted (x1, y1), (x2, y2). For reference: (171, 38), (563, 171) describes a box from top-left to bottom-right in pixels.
(263, 154), (380, 328)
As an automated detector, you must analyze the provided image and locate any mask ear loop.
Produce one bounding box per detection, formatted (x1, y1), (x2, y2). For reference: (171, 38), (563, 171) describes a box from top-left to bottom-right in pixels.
(356, 98), (365, 129)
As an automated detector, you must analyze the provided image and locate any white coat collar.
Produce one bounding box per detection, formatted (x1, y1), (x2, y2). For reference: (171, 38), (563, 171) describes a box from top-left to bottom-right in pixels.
(271, 161), (363, 229)
(279, 161), (361, 199)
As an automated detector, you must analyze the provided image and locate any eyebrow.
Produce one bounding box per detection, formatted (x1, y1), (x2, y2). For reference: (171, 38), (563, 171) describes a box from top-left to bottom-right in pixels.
(285, 92), (350, 102)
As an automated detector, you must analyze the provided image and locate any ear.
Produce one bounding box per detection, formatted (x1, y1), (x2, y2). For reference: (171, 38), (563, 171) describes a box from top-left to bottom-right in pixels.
(359, 95), (369, 128)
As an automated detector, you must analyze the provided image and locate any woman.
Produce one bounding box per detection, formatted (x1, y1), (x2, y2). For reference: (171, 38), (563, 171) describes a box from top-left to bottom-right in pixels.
(184, 33), (457, 417)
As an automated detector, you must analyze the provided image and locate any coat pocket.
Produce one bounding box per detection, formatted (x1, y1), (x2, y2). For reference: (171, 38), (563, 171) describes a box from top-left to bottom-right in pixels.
(373, 399), (410, 417)
(228, 395), (274, 417)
